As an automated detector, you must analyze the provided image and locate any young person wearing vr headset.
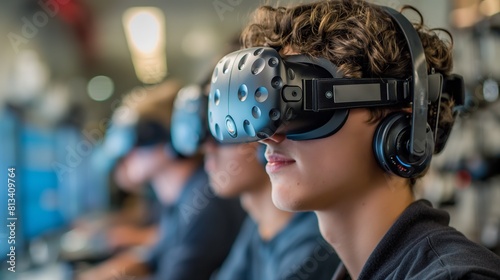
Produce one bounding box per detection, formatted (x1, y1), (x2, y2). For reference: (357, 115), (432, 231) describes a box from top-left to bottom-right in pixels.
(207, 0), (500, 279)
(78, 79), (245, 280)
(171, 84), (340, 280)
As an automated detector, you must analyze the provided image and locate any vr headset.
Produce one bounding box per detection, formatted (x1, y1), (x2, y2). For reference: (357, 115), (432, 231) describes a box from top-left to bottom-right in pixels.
(171, 85), (209, 157)
(97, 117), (176, 172)
(207, 6), (465, 178)
(171, 84), (269, 166)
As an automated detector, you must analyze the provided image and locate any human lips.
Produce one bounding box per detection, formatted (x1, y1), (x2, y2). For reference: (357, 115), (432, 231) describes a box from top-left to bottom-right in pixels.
(265, 153), (296, 173)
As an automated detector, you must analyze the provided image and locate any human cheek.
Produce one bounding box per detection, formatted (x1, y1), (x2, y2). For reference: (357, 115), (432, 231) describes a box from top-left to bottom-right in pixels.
(209, 157), (244, 197)
(271, 176), (297, 211)
(236, 143), (257, 163)
(125, 155), (150, 183)
(268, 164), (308, 211)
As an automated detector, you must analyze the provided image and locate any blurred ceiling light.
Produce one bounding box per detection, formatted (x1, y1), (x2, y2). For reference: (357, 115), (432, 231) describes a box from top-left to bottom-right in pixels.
(123, 7), (167, 84)
(87, 75), (114, 101)
(479, 0), (500, 17)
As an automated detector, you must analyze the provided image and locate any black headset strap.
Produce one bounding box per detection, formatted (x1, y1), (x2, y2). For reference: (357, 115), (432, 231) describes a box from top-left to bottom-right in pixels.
(303, 78), (410, 111)
(381, 6), (429, 158)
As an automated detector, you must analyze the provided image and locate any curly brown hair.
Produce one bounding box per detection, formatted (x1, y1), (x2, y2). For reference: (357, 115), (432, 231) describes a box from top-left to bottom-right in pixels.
(241, 0), (456, 182)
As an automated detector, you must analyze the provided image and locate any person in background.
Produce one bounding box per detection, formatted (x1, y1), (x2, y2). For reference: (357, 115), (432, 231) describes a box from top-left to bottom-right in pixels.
(171, 83), (340, 280)
(77, 79), (246, 280)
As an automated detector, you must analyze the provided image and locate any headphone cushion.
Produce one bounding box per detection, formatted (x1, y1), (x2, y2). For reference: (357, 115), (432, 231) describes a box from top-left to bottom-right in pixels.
(373, 112), (434, 178)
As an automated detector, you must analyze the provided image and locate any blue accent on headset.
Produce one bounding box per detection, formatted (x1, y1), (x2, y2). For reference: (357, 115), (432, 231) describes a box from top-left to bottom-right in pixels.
(396, 155), (412, 168)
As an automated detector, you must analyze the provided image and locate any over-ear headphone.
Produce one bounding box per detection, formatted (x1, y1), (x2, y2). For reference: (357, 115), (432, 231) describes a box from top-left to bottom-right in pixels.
(373, 112), (434, 178)
(372, 6), (435, 178)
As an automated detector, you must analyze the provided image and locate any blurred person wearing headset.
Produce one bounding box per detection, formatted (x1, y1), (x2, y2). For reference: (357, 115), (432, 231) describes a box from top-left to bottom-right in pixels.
(206, 1), (500, 279)
(77, 79), (246, 280)
(171, 84), (340, 280)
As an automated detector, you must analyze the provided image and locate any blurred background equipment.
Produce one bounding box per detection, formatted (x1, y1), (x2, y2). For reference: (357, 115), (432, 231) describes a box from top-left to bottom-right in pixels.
(416, 0), (500, 256)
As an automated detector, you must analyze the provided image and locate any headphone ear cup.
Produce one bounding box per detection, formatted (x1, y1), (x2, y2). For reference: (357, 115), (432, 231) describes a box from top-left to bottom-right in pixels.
(373, 112), (434, 178)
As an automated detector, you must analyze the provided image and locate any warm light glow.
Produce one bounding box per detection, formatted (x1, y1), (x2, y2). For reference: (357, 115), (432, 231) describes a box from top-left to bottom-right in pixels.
(123, 7), (167, 84)
(126, 12), (161, 54)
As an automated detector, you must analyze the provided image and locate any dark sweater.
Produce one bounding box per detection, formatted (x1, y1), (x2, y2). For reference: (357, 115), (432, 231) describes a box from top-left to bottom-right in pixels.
(356, 199), (500, 279)
(143, 166), (246, 280)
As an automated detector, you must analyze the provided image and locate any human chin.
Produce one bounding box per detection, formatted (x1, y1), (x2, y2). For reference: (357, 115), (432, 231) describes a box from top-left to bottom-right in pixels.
(270, 175), (308, 211)
(209, 175), (239, 198)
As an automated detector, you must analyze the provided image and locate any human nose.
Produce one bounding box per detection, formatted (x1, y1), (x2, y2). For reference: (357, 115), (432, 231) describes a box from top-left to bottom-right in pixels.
(259, 133), (286, 145)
